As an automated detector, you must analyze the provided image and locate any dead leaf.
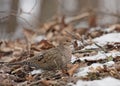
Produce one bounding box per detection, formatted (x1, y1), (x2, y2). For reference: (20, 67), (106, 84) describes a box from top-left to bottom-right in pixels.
(36, 40), (54, 50)
(73, 40), (79, 50)
(67, 63), (79, 76)
(109, 24), (120, 32)
(0, 50), (13, 58)
(40, 80), (57, 86)
(26, 74), (33, 81)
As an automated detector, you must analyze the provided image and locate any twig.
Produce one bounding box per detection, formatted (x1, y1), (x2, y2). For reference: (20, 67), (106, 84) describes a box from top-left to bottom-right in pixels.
(28, 80), (57, 86)
(29, 0), (38, 13)
(65, 12), (90, 23)
(94, 42), (109, 58)
(28, 80), (41, 86)
(94, 42), (107, 53)
(0, 0), (40, 27)
(0, 11), (34, 27)
(72, 50), (94, 54)
(65, 30), (88, 47)
(65, 30), (79, 40)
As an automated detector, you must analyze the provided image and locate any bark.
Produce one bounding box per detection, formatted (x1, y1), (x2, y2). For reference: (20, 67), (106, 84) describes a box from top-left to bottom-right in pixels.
(97, 0), (118, 25)
(7, 0), (19, 34)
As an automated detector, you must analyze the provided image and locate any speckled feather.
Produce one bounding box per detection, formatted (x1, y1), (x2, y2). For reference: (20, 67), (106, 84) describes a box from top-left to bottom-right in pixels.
(8, 44), (72, 70)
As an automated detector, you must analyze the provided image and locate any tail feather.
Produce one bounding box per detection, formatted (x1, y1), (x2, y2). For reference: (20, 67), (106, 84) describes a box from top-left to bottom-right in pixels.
(0, 61), (29, 66)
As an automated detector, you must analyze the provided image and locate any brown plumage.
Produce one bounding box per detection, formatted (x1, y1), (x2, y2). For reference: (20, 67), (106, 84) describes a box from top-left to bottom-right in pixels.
(8, 44), (72, 70)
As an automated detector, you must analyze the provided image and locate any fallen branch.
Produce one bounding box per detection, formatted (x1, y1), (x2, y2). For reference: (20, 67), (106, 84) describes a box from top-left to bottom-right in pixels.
(65, 12), (90, 23)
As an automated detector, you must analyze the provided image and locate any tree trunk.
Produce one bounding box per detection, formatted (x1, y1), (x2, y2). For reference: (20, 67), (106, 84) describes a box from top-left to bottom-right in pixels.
(7, 0), (19, 35)
(97, 0), (118, 25)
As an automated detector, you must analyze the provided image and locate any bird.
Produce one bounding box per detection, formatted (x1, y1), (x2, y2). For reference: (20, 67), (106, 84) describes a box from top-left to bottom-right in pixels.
(5, 43), (72, 70)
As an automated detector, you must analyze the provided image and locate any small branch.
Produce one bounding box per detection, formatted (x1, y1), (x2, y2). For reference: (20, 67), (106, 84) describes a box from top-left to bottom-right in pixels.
(29, 0), (38, 13)
(65, 12), (90, 23)
(28, 80), (41, 86)
(94, 42), (107, 53)
(72, 49), (96, 54)
(65, 30), (80, 40)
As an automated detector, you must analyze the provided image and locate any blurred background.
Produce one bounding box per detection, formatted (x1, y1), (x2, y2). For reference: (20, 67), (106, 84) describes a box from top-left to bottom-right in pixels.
(0, 0), (120, 39)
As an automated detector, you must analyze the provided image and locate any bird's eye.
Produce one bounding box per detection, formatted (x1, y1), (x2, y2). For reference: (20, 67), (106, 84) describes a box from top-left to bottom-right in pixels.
(37, 59), (41, 61)
(37, 55), (44, 61)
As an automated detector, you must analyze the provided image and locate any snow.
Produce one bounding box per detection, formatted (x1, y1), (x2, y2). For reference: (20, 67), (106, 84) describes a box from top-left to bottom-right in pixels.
(32, 32), (120, 86)
(83, 44), (99, 49)
(33, 35), (46, 42)
(83, 33), (120, 49)
(71, 51), (120, 63)
(104, 27), (114, 32)
(71, 32), (120, 86)
(79, 51), (120, 61)
(71, 55), (78, 63)
(73, 77), (120, 86)
(74, 61), (115, 77)
(71, 33), (120, 78)
(103, 61), (115, 66)
(30, 69), (43, 75)
(72, 51), (119, 77)
(93, 33), (120, 45)
(74, 63), (103, 77)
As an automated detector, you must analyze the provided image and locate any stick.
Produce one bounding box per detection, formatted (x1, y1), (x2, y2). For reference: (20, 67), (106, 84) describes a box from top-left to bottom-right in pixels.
(65, 12), (90, 23)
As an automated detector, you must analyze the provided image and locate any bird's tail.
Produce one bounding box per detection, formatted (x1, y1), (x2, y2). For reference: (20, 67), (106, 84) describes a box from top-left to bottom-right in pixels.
(0, 61), (29, 66)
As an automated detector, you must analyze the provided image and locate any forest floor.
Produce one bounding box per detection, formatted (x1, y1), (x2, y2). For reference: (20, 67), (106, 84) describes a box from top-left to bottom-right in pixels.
(0, 16), (120, 86)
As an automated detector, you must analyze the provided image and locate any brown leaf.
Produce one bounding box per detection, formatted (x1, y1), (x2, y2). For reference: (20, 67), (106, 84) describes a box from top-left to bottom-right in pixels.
(73, 40), (79, 50)
(109, 24), (120, 32)
(76, 28), (88, 35)
(36, 40), (54, 50)
(26, 74), (34, 81)
(0, 56), (18, 62)
(67, 63), (79, 76)
(89, 30), (103, 38)
(43, 21), (57, 31)
(0, 50), (13, 58)
(113, 62), (120, 71)
(40, 80), (57, 86)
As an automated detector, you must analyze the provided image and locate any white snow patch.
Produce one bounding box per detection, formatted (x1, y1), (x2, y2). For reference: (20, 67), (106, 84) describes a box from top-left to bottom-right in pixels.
(93, 33), (120, 45)
(79, 51), (120, 61)
(104, 27), (114, 32)
(30, 69), (43, 75)
(33, 35), (46, 42)
(83, 44), (99, 49)
(83, 33), (120, 49)
(75, 63), (103, 77)
(71, 55), (78, 63)
(103, 61), (115, 67)
(73, 77), (120, 86)
(74, 61), (115, 77)
(73, 51), (120, 77)
(70, 31), (120, 86)
(71, 51), (120, 77)
(77, 40), (84, 47)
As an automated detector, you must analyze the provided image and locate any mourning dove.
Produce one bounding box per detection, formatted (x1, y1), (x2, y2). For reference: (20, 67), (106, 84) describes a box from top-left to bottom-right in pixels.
(7, 44), (72, 70)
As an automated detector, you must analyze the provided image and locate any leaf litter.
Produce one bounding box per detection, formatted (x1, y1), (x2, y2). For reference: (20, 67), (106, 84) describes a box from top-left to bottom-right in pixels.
(0, 15), (120, 86)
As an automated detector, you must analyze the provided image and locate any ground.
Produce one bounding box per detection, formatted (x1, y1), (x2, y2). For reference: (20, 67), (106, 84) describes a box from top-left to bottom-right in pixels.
(0, 16), (120, 86)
